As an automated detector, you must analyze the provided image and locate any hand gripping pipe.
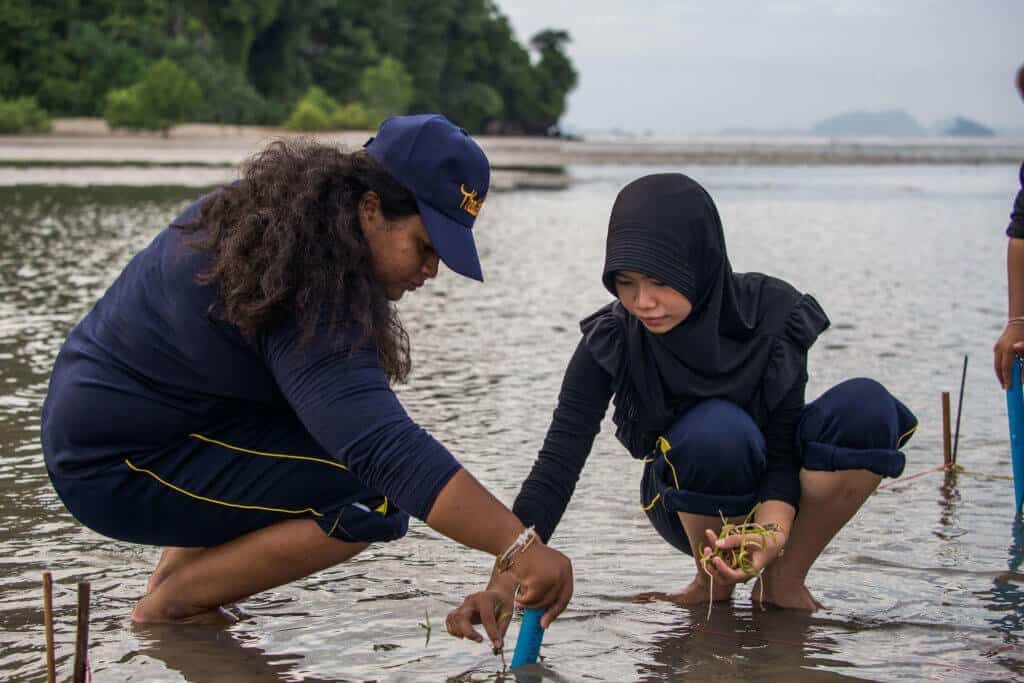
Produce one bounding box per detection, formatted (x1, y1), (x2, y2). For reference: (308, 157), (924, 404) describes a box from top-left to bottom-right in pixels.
(510, 607), (545, 669)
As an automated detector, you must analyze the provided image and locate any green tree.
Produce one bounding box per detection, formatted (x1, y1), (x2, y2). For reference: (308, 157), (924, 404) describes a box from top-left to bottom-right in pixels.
(104, 58), (202, 134)
(139, 58), (203, 132)
(285, 100), (332, 131)
(0, 97), (52, 133)
(0, 1), (68, 103)
(0, 0), (578, 134)
(39, 21), (148, 116)
(529, 29), (577, 133)
(449, 83), (503, 132)
(284, 86), (337, 130)
(360, 57), (413, 116)
(104, 86), (155, 130)
(171, 51), (271, 124)
(331, 101), (376, 130)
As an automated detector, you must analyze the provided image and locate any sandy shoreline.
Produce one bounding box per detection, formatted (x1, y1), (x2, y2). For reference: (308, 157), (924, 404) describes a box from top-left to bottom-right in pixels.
(0, 118), (1021, 188)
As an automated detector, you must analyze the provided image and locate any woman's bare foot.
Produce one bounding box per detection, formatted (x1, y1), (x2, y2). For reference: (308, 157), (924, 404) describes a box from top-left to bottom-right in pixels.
(131, 594), (238, 626)
(751, 566), (823, 611)
(146, 547), (206, 594)
(634, 575), (735, 606)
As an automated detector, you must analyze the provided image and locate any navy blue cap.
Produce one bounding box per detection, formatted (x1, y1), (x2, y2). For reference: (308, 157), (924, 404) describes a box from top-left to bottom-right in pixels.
(365, 114), (490, 281)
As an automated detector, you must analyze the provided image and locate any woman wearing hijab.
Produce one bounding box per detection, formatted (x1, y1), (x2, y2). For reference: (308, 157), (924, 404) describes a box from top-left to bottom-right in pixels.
(41, 114), (572, 624)
(445, 173), (916, 650)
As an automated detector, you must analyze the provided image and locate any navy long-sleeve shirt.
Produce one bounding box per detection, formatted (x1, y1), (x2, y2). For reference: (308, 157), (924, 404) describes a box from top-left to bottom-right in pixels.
(1006, 162), (1024, 238)
(512, 338), (805, 543)
(40, 197), (460, 521)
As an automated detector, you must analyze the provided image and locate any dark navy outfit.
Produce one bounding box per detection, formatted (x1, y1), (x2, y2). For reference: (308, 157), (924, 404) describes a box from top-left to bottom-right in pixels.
(511, 174), (917, 555)
(41, 195), (460, 547)
(1006, 162), (1024, 239)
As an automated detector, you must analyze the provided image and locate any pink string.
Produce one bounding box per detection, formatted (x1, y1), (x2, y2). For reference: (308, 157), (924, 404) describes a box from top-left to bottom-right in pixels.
(877, 464), (950, 490)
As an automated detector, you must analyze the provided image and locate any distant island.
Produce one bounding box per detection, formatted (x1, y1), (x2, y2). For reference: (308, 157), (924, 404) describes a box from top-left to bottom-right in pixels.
(931, 116), (996, 137)
(811, 110), (927, 137)
(811, 109), (995, 138)
(708, 109), (1001, 139)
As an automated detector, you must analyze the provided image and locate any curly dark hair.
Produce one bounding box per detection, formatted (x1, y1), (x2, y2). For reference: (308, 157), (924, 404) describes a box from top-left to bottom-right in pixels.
(175, 138), (418, 382)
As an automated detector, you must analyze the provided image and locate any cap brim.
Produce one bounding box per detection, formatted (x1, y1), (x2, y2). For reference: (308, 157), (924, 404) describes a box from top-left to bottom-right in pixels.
(418, 200), (483, 282)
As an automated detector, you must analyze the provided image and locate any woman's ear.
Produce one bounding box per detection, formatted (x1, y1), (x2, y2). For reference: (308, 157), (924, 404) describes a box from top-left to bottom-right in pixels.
(358, 191), (382, 233)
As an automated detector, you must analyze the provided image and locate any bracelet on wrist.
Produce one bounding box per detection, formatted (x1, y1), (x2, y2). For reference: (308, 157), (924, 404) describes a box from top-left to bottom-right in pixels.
(1008, 316), (1024, 325)
(494, 526), (538, 573)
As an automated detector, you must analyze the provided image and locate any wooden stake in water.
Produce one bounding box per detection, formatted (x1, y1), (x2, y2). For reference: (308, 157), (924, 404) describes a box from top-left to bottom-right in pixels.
(941, 391), (952, 466)
(72, 582), (90, 683)
(42, 572), (55, 683)
(953, 355), (968, 464)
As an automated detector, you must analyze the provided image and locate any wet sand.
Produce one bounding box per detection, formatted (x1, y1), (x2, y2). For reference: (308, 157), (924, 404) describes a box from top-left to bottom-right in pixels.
(1, 118), (1021, 189)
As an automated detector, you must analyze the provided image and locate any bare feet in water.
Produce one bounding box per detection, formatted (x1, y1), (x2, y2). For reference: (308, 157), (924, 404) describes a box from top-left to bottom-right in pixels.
(634, 576), (736, 606)
(751, 566), (823, 611)
(135, 547), (237, 625)
(146, 547), (206, 594)
(131, 594), (239, 625)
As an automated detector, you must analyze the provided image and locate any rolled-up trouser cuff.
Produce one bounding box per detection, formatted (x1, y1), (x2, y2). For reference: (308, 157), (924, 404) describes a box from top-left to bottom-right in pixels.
(798, 378), (917, 480)
(315, 498), (409, 543)
(660, 487), (759, 518)
(801, 441), (906, 478)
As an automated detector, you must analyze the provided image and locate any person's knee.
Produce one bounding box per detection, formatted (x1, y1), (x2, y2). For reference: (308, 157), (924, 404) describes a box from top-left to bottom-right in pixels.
(800, 467), (881, 505)
(664, 400), (766, 493)
(801, 378), (916, 451)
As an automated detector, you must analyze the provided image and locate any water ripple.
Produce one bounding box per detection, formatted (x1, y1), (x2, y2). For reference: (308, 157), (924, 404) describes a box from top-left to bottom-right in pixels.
(1, 167), (1023, 681)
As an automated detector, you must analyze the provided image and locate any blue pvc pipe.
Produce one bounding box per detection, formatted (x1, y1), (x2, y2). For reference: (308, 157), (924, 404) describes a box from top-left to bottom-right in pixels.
(510, 607), (545, 669)
(1006, 356), (1024, 514)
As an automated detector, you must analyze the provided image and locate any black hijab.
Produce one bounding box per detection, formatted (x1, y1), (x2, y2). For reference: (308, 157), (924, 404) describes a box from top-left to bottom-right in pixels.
(581, 173), (830, 457)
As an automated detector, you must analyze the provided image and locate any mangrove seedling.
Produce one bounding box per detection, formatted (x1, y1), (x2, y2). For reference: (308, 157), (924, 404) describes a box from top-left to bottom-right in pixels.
(698, 502), (782, 620)
(419, 610), (431, 647)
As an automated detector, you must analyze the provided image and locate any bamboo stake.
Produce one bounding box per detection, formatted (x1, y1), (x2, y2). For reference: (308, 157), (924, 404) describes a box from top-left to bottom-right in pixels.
(72, 582), (90, 683)
(941, 391), (952, 466)
(953, 355), (968, 464)
(42, 573), (55, 683)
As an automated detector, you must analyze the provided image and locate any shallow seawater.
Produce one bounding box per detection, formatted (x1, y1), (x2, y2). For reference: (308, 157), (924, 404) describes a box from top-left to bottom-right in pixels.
(1, 164), (1023, 681)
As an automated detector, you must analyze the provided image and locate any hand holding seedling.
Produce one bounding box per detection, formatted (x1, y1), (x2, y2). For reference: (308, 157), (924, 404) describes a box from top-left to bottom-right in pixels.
(700, 524), (786, 587)
(445, 583), (515, 651)
(446, 540), (572, 652)
(694, 504), (787, 619)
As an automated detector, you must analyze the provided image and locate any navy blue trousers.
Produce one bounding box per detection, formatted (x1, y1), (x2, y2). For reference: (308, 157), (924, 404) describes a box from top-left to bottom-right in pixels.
(641, 378), (917, 555)
(47, 411), (409, 548)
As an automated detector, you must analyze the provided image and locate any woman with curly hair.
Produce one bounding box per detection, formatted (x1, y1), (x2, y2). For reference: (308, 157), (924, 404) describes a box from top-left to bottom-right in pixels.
(40, 114), (572, 625)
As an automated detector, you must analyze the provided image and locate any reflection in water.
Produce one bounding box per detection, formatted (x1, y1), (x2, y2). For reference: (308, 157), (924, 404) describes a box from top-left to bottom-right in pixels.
(637, 603), (867, 682)
(978, 517), (1024, 671)
(3, 166), (1024, 680)
(131, 623), (340, 683)
(938, 445), (1024, 672)
(937, 470), (962, 531)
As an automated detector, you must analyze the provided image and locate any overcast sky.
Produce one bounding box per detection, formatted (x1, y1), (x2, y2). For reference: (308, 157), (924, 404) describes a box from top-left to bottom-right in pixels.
(497, 0), (1024, 135)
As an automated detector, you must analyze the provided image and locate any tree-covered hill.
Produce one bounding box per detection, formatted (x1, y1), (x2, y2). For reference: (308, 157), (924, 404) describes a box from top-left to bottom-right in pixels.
(0, 0), (577, 135)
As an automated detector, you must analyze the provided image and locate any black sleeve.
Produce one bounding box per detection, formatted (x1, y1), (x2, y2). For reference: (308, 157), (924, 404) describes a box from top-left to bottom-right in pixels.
(512, 338), (614, 542)
(757, 374), (806, 509)
(1006, 162), (1024, 238)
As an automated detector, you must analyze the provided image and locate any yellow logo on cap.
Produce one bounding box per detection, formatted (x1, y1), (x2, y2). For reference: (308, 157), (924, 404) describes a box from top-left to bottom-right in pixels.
(460, 184), (484, 217)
